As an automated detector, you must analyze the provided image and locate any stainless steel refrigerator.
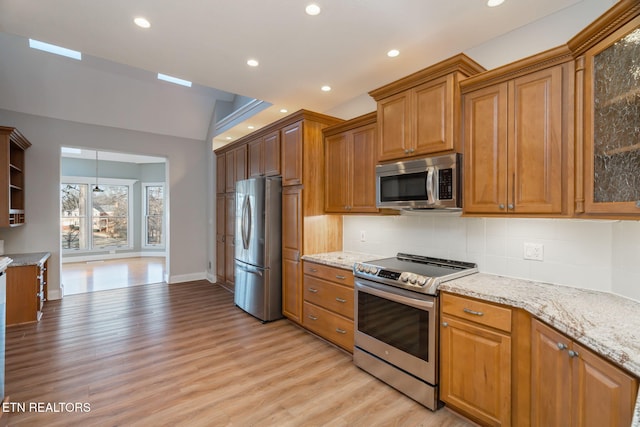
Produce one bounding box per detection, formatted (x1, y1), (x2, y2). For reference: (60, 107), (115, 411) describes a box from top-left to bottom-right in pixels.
(234, 176), (282, 322)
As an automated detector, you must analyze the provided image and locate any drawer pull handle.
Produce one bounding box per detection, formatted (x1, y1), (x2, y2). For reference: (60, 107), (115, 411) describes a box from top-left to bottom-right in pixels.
(335, 275), (346, 280)
(336, 328), (347, 334)
(310, 268), (318, 273)
(442, 322), (449, 327)
(335, 297), (347, 303)
(309, 288), (318, 293)
(308, 315), (318, 321)
(463, 308), (484, 316)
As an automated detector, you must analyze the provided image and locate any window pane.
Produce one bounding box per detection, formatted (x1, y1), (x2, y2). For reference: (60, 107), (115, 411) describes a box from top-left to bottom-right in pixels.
(145, 185), (164, 246)
(61, 184), (88, 249)
(92, 185), (128, 247)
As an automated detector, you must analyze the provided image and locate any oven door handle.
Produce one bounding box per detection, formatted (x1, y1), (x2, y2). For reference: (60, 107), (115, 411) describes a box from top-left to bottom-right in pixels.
(356, 281), (434, 310)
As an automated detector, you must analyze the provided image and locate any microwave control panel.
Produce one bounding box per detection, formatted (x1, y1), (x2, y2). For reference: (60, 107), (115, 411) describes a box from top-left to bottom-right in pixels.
(438, 168), (453, 200)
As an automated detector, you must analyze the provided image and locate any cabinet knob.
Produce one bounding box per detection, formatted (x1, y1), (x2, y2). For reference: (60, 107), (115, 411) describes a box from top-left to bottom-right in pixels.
(636, 200), (640, 208)
(410, 148), (415, 153)
(404, 149), (410, 154)
(442, 322), (449, 327)
(508, 203), (514, 210)
(557, 342), (568, 350)
(568, 350), (579, 358)
(499, 204), (505, 209)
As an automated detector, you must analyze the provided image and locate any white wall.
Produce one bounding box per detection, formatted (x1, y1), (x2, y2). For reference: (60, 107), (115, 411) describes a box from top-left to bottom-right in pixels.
(343, 215), (640, 302)
(0, 109), (209, 299)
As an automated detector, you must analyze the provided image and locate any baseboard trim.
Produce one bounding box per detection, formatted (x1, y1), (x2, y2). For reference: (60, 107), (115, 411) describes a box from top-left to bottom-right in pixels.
(169, 272), (207, 284)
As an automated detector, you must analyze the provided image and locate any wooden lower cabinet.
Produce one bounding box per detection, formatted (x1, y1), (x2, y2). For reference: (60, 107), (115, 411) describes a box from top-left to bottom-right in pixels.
(531, 319), (638, 427)
(7, 259), (48, 325)
(302, 261), (354, 352)
(440, 293), (512, 426)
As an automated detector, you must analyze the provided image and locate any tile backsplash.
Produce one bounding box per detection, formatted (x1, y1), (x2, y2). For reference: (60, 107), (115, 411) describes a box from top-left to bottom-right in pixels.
(343, 213), (640, 302)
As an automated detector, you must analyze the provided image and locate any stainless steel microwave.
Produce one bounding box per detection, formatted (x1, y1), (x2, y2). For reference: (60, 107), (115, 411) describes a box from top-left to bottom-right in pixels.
(376, 153), (461, 210)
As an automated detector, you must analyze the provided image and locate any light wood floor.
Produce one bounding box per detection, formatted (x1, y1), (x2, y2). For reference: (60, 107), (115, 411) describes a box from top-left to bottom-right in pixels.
(5, 281), (475, 426)
(61, 257), (166, 295)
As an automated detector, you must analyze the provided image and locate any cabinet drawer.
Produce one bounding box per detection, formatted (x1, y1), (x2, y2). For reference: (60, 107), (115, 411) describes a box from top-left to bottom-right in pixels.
(303, 302), (354, 352)
(442, 293), (512, 333)
(303, 276), (354, 319)
(303, 262), (353, 287)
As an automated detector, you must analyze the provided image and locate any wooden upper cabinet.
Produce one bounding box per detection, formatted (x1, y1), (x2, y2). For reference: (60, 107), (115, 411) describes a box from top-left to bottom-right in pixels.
(569, 1), (640, 217)
(248, 130), (281, 178)
(281, 121), (303, 186)
(324, 112), (378, 213)
(369, 54), (485, 163)
(0, 127), (31, 227)
(247, 137), (263, 178)
(462, 48), (573, 216)
(216, 153), (226, 194)
(224, 145), (247, 192)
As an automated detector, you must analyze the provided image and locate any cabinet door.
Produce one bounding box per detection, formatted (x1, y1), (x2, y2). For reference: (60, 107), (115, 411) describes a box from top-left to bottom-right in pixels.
(463, 83), (509, 213)
(377, 92), (411, 161)
(572, 342), (638, 427)
(233, 145), (247, 184)
(216, 154), (226, 194)
(531, 319), (571, 427)
(263, 130), (281, 176)
(248, 138), (263, 178)
(216, 194), (226, 283)
(282, 186), (303, 322)
(350, 123), (378, 212)
(225, 151), (235, 193)
(510, 66), (563, 214)
(441, 314), (512, 426)
(224, 193), (235, 289)
(583, 18), (640, 215)
(324, 133), (350, 212)
(281, 121), (303, 186)
(413, 75), (454, 155)
(6, 265), (38, 325)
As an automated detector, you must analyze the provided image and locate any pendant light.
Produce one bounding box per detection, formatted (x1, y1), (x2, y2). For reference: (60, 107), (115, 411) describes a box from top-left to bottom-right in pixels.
(93, 150), (103, 192)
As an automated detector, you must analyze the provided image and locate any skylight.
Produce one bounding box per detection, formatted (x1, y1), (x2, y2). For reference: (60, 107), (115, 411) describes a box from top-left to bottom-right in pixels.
(157, 73), (192, 87)
(28, 39), (82, 60)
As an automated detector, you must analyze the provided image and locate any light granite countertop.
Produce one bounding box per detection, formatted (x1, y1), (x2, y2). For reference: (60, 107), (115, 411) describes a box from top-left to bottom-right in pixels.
(304, 251), (640, 425)
(302, 251), (385, 270)
(4, 252), (50, 267)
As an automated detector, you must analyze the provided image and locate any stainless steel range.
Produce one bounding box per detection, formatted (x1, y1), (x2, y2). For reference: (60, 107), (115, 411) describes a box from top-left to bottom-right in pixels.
(353, 253), (477, 410)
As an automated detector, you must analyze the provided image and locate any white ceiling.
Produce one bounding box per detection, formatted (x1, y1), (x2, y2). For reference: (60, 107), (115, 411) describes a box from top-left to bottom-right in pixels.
(0, 0), (615, 149)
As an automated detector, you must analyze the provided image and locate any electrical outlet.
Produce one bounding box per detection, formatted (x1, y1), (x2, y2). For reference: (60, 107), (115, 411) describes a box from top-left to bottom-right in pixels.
(523, 242), (544, 261)
(360, 230), (366, 242)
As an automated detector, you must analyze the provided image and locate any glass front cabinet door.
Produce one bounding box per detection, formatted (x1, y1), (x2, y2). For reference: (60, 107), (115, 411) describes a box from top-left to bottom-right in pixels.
(572, 2), (640, 216)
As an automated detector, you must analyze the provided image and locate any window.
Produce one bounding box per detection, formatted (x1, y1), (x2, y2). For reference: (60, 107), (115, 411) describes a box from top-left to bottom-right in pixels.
(142, 183), (165, 248)
(61, 177), (135, 252)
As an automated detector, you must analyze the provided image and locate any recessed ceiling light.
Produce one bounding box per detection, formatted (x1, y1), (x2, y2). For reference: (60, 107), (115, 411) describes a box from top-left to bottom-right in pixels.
(157, 73), (192, 87)
(321, 85), (331, 92)
(487, 0), (505, 7)
(248, 125), (255, 130)
(226, 136), (232, 140)
(29, 39), (82, 60)
(305, 4), (321, 16)
(247, 59), (259, 67)
(134, 17), (151, 28)
(280, 109), (288, 113)
(387, 49), (400, 58)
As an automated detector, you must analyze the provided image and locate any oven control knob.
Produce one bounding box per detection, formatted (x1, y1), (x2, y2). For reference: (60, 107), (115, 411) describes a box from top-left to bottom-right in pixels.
(416, 276), (427, 286)
(409, 274), (418, 284)
(356, 264), (364, 272)
(400, 272), (410, 282)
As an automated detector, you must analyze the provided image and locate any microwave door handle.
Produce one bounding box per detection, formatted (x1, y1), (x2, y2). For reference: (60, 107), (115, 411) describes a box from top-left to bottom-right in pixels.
(426, 167), (435, 205)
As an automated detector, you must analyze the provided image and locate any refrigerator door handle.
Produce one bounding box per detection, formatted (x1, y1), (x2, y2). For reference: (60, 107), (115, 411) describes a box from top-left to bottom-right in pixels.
(241, 195), (251, 250)
(236, 262), (264, 277)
